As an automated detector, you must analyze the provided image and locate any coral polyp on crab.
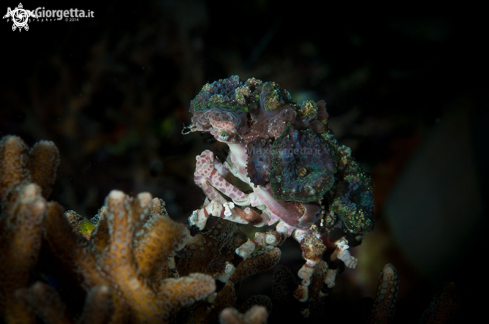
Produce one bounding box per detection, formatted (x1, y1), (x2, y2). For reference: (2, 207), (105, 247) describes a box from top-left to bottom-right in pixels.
(183, 75), (374, 302)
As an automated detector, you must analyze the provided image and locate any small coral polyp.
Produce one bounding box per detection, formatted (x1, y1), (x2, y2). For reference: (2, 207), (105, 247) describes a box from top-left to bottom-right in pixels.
(185, 75), (374, 301)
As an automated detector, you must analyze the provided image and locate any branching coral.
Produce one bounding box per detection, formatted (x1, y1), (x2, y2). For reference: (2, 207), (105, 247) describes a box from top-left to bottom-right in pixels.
(0, 135), (216, 323)
(15, 282), (114, 324)
(419, 281), (461, 324)
(174, 218), (279, 323)
(219, 305), (268, 324)
(0, 134), (286, 323)
(0, 183), (47, 324)
(0, 135), (59, 199)
(0, 135), (59, 323)
(369, 263), (399, 324)
(0, 133), (464, 323)
(42, 190), (215, 323)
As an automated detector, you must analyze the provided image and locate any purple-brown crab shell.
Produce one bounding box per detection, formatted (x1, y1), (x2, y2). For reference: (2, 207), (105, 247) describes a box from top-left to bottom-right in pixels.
(246, 137), (274, 186)
(269, 124), (337, 203)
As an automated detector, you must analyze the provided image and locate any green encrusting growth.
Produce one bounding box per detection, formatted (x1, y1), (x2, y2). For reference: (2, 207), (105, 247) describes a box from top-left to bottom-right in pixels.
(190, 75), (293, 112)
(270, 124), (336, 203)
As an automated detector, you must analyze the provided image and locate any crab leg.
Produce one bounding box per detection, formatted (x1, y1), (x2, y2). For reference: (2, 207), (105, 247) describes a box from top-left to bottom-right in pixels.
(189, 199), (251, 230)
(194, 150), (252, 205)
(291, 228), (328, 302)
(235, 227), (285, 260)
(330, 237), (358, 269)
(191, 150), (259, 229)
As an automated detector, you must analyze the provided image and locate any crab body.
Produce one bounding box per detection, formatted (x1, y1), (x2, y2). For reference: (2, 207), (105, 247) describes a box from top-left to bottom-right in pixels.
(184, 76), (374, 301)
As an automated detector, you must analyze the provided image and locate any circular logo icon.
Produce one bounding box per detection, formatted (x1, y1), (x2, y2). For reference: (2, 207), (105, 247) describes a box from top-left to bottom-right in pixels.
(3, 3), (37, 31)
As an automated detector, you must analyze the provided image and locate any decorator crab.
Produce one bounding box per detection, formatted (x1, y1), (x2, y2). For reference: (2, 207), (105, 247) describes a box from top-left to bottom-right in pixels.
(183, 76), (374, 301)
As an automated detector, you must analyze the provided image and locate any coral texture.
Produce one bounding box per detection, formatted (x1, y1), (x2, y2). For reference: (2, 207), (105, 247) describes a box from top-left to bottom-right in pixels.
(419, 281), (461, 324)
(0, 133), (462, 323)
(0, 136), (216, 323)
(369, 263), (399, 324)
(174, 218), (279, 323)
(0, 183), (47, 324)
(0, 135), (59, 323)
(219, 305), (268, 324)
(42, 190), (215, 323)
(0, 135), (59, 199)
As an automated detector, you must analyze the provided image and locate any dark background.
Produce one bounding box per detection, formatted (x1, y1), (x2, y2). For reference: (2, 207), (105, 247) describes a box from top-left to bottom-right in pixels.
(1, 1), (486, 322)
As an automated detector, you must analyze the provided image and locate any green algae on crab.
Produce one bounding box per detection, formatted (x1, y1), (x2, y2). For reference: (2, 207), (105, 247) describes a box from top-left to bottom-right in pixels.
(296, 100), (318, 123)
(190, 75), (295, 113)
(190, 75), (261, 112)
(330, 161), (374, 234)
(187, 74), (375, 235)
(260, 81), (293, 111)
(269, 124), (337, 203)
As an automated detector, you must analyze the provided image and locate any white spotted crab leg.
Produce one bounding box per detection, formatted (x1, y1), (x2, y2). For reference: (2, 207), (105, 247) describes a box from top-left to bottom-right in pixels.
(190, 150), (257, 229)
(330, 237), (358, 269)
(292, 228), (328, 302)
(234, 212), (328, 303)
(194, 150), (249, 202)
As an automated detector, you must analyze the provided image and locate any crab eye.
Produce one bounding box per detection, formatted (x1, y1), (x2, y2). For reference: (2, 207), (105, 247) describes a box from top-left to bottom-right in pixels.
(218, 130), (230, 141)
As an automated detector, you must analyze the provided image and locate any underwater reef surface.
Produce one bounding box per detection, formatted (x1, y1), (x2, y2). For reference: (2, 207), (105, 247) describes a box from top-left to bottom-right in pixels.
(1, 3), (484, 322)
(0, 132), (460, 323)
